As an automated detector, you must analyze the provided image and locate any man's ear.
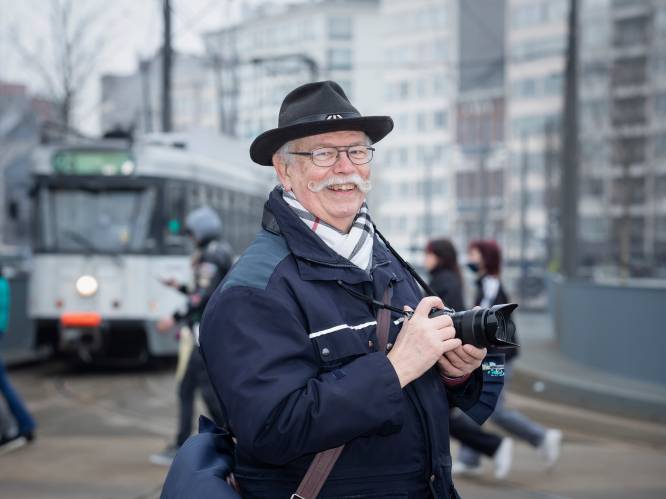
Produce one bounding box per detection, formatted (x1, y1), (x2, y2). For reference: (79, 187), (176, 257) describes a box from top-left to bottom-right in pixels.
(273, 153), (292, 191)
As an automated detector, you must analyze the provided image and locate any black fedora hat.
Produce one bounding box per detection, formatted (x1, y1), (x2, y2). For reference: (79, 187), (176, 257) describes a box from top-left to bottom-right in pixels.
(249, 80), (394, 166)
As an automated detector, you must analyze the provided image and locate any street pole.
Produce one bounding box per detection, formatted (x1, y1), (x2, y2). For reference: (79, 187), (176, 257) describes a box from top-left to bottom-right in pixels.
(161, 0), (173, 132)
(560, 0), (579, 278)
(301, 55), (319, 82)
(520, 134), (529, 300)
(139, 58), (153, 133)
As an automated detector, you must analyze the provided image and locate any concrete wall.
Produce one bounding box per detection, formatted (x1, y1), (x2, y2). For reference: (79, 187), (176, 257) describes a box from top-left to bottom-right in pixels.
(550, 276), (666, 385)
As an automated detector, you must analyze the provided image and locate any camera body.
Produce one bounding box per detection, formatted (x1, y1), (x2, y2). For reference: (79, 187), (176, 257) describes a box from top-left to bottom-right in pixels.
(428, 303), (519, 349)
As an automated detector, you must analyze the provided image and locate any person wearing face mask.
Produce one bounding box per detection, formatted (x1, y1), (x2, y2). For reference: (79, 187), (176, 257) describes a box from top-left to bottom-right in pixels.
(424, 240), (514, 480)
(452, 240), (562, 477)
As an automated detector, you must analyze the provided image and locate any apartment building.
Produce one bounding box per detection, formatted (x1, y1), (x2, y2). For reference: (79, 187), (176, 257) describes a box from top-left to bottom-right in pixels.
(202, 0), (383, 139)
(505, 0), (568, 268)
(581, 0), (666, 277)
(373, 0), (458, 259)
(453, 0), (507, 255)
(100, 52), (217, 134)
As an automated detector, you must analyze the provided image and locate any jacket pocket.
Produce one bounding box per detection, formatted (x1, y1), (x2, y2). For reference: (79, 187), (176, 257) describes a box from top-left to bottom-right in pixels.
(311, 327), (371, 367)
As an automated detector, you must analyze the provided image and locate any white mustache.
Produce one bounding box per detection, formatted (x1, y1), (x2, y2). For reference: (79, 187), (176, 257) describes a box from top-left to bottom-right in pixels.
(307, 175), (372, 193)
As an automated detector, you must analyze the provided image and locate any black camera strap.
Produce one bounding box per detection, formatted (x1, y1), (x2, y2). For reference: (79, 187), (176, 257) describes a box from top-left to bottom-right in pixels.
(336, 280), (405, 316)
(336, 227), (456, 318)
(374, 227), (440, 300)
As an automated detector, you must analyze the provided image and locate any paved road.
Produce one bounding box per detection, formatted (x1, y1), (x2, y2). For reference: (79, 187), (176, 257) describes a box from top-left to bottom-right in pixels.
(1, 361), (665, 499)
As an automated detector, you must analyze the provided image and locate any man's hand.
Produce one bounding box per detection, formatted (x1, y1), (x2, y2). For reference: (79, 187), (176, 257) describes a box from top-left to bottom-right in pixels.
(437, 344), (487, 378)
(156, 316), (175, 333)
(387, 296), (462, 388)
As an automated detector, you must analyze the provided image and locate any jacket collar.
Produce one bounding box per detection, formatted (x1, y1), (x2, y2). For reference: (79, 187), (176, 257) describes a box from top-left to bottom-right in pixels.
(262, 187), (390, 283)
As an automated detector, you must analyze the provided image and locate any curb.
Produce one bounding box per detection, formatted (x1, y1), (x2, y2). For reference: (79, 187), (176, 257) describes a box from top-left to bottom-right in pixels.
(511, 362), (666, 425)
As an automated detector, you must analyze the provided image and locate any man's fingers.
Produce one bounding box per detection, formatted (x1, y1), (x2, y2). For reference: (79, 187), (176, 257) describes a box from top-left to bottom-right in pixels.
(442, 347), (467, 368)
(449, 345), (475, 364)
(414, 296), (444, 317)
(437, 325), (456, 342)
(429, 313), (453, 330)
(438, 355), (464, 377)
(462, 344), (487, 360)
(441, 338), (462, 354)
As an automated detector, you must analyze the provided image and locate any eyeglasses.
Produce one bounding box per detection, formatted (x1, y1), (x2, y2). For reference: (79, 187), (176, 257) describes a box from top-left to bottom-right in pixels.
(288, 145), (375, 167)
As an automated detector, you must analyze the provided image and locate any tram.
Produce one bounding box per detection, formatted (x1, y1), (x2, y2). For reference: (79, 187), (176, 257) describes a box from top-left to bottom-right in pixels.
(27, 131), (271, 363)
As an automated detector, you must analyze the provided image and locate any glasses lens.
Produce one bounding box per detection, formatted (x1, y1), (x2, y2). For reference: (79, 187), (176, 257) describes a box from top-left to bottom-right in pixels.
(311, 147), (338, 166)
(348, 146), (372, 165)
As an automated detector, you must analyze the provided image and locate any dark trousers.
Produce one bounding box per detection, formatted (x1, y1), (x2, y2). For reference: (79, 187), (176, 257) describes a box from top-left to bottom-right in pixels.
(176, 347), (225, 446)
(0, 355), (36, 436)
(449, 409), (501, 458)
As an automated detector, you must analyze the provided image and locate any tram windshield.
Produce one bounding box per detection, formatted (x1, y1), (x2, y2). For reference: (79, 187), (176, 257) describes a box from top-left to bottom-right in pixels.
(36, 186), (158, 254)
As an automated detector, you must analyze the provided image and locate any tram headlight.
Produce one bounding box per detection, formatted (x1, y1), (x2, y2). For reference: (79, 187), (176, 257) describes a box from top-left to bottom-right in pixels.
(120, 160), (135, 175)
(75, 275), (98, 297)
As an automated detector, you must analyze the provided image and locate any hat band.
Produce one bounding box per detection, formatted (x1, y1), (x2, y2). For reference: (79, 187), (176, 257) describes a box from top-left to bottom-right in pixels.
(286, 111), (361, 126)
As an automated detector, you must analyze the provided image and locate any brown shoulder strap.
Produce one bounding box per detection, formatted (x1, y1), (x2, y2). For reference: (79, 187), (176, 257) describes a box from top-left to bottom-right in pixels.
(292, 287), (394, 499)
(375, 286), (393, 352)
(291, 445), (344, 499)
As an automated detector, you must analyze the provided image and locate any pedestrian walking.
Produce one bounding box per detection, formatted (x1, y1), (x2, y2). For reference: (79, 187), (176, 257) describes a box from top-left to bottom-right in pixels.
(424, 238), (465, 311)
(425, 239), (514, 479)
(0, 264), (36, 452)
(453, 240), (562, 476)
(149, 207), (232, 467)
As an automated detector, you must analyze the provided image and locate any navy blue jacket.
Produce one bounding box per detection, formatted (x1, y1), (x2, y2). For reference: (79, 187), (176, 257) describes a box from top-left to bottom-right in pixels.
(199, 187), (501, 498)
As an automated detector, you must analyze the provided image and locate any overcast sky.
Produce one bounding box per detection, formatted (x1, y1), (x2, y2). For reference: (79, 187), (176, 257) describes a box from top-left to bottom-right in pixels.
(0, 0), (299, 133)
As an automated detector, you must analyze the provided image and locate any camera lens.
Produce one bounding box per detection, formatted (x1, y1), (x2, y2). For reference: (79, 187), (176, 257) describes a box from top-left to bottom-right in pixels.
(428, 303), (519, 349)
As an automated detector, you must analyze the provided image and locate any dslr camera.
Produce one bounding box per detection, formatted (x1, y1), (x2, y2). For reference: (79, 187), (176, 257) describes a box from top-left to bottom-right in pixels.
(428, 304), (519, 349)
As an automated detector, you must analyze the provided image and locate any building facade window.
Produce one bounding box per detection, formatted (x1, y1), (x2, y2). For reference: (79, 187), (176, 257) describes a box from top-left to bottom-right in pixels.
(327, 48), (352, 70)
(433, 110), (448, 129)
(328, 16), (352, 40)
(511, 114), (560, 137)
(613, 16), (649, 48)
(511, 36), (566, 62)
(416, 112), (427, 131)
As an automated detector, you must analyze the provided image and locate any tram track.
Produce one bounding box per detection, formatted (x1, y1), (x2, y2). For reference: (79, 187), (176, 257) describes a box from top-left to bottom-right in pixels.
(49, 370), (174, 438)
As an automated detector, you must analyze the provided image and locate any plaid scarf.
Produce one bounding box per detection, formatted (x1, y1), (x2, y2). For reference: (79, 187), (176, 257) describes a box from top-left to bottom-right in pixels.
(282, 189), (375, 272)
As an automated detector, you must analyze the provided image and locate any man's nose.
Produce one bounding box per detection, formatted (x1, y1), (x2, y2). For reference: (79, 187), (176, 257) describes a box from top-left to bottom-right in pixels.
(332, 150), (356, 173)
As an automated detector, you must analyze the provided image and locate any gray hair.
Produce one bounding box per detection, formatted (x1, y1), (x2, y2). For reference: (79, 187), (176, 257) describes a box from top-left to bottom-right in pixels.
(276, 140), (297, 167)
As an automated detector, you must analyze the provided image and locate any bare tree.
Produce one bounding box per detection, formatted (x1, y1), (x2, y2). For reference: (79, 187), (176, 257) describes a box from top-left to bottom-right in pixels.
(12, 0), (109, 129)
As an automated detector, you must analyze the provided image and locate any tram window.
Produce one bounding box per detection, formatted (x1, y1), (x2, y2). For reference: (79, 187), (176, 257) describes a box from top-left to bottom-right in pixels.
(34, 187), (157, 254)
(221, 189), (230, 211)
(163, 181), (190, 254)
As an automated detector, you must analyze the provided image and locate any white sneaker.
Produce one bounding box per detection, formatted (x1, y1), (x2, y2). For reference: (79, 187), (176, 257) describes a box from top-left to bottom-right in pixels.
(538, 429), (562, 468)
(493, 437), (513, 479)
(452, 460), (483, 476)
(0, 435), (28, 456)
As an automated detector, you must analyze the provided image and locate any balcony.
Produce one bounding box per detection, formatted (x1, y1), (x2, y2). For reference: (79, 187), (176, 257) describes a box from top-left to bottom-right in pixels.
(612, 16), (651, 49)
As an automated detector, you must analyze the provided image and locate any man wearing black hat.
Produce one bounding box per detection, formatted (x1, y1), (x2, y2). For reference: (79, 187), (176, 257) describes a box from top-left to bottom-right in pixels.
(197, 81), (499, 499)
